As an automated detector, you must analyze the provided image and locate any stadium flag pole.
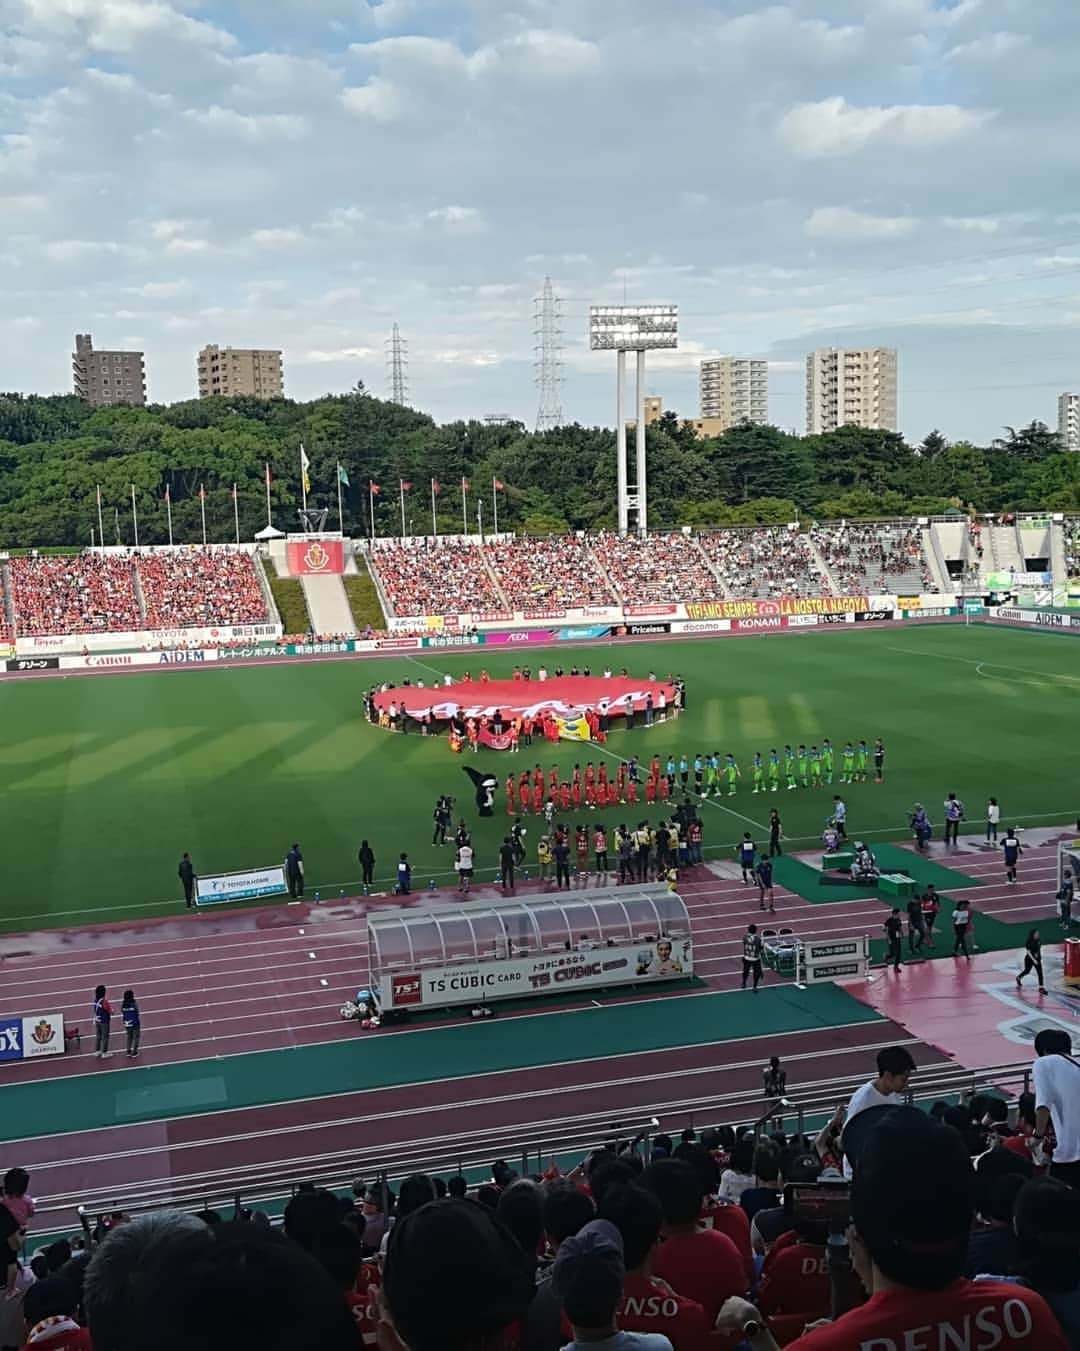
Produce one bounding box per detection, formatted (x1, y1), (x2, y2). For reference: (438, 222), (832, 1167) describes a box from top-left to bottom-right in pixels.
(477, 498), (483, 543)
(492, 476), (504, 535)
(336, 463), (344, 534)
(96, 484), (105, 554)
(199, 483), (207, 546)
(232, 482), (240, 545)
(130, 483), (140, 549)
(461, 476), (469, 536)
(165, 484), (173, 546)
(399, 479), (406, 538)
(264, 462), (272, 528)
(431, 478), (439, 538)
(369, 480), (380, 542)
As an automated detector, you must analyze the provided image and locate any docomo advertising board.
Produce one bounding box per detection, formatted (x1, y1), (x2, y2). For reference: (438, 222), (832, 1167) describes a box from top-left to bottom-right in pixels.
(0, 1013), (65, 1062)
(381, 937), (693, 1010)
(195, 864), (289, 907)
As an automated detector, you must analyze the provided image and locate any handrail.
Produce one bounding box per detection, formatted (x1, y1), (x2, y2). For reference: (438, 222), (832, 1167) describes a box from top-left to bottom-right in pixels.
(60, 1057), (1035, 1230)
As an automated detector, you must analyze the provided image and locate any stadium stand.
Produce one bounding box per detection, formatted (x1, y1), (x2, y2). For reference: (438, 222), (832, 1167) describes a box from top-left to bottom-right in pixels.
(697, 528), (830, 598)
(484, 536), (617, 607)
(139, 550), (269, 628)
(8, 555), (142, 636)
(594, 532), (727, 604)
(810, 523), (938, 595)
(372, 540), (503, 616)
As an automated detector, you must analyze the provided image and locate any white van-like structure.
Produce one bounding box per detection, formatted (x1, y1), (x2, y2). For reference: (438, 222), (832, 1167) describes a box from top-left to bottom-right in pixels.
(370, 885), (693, 1014)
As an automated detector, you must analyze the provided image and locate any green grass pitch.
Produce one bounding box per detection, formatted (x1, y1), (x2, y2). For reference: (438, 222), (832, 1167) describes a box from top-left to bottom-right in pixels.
(1, 623), (1077, 930)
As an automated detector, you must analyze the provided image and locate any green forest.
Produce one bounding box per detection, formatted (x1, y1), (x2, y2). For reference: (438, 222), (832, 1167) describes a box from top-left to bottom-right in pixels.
(0, 387), (1077, 549)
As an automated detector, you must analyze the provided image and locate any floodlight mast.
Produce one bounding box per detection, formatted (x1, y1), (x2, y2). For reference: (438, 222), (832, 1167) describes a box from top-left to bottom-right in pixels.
(589, 305), (678, 536)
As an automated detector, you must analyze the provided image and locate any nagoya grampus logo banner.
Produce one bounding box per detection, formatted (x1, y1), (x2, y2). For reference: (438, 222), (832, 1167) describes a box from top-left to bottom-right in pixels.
(287, 539), (345, 576)
(685, 595), (869, 621)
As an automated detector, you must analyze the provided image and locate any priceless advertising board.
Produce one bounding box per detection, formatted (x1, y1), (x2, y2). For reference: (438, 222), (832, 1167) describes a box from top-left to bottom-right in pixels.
(0, 1014), (65, 1062)
(286, 539), (345, 576)
(380, 938), (694, 1010)
(616, 622), (671, 636)
(195, 865), (289, 906)
(685, 596), (869, 621)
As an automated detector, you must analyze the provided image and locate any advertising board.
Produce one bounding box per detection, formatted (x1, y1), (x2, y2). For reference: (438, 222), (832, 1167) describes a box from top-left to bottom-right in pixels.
(733, 616), (789, 632)
(379, 937), (693, 1010)
(6, 657), (60, 672)
(670, 619), (732, 635)
(686, 596), (869, 621)
(617, 622), (671, 636)
(195, 865), (289, 906)
(0, 1014), (65, 1062)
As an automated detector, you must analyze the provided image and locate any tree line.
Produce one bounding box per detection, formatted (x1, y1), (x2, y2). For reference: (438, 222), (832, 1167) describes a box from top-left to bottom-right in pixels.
(0, 386), (1076, 549)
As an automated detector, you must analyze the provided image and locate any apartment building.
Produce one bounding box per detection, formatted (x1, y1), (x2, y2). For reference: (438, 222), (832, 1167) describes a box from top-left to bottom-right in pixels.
(1058, 393), (1080, 451)
(72, 334), (147, 407)
(699, 357), (768, 429)
(197, 345), (284, 399)
(806, 347), (898, 434)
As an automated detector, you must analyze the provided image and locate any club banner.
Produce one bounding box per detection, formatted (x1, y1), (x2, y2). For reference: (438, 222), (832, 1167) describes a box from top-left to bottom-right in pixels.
(478, 726), (515, 751)
(685, 596), (869, 621)
(195, 865), (289, 906)
(287, 539), (345, 576)
(0, 1014), (65, 1062)
(380, 937), (694, 1010)
(556, 713), (592, 742)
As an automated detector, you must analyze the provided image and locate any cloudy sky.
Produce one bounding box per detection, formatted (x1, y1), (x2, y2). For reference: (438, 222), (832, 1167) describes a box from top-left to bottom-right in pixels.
(3, 0), (1080, 442)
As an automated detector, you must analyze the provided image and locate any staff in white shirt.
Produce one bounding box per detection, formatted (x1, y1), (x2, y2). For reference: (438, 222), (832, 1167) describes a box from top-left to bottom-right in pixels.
(1033, 1028), (1080, 1189)
(985, 796), (1000, 844)
(841, 1045), (916, 1177)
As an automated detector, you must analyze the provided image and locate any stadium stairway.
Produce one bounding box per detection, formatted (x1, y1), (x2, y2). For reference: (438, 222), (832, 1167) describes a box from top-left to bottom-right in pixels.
(689, 536), (731, 597)
(922, 526), (950, 593)
(300, 573), (357, 635)
(1051, 521), (1069, 588)
(807, 535), (839, 595)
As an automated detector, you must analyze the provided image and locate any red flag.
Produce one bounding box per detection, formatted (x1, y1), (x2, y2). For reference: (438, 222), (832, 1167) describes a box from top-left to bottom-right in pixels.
(232, 483), (237, 501)
(431, 479), (441, 495)
(462, 477), (470, 491)
(199, 484), (205, 501)
(265, 463), (272, 488)
(493, 478), (505, 491)
(164, 485), (170, 503)
(400, 480), (412, 492)
(369, 481), (381, 494)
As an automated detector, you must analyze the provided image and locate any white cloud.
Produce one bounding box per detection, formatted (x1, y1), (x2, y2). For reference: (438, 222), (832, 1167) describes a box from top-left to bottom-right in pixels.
(804, 206), (919, 240)
(427, 205), (487, 234)
(16, 0), (235, 56)
(430, 349), (503, 367)
(779, 96), (992, 157)
(42, 238), (123, 262)
(296, 347), (379, 364)
(942, 215), (1002, 234)
(183, 107), (308, 141)
(250, 227), (306, 250)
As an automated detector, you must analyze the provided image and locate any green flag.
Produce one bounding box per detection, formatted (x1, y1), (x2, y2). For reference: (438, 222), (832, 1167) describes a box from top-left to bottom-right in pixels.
(337, 464), (350, 487)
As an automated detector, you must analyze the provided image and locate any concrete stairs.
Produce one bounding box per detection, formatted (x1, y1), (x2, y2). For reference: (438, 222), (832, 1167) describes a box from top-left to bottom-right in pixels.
(300, 574), (357, 636)
(921, 526), (950, 594)
(689, 536), (732, 598)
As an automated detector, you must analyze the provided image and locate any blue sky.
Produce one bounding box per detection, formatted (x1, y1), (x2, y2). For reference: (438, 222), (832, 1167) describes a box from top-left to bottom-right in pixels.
(2, 0), (1079, 442)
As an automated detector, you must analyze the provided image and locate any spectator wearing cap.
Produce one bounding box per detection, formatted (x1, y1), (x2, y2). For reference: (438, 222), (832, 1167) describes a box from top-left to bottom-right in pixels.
(643, 1159), (746, 1324)
(380, 1198), (534, 1351)
(521, 1185), (597, 1351)
(976, 1176), (1080, 1344)
(1032, 1028), (1080, 1189)
(716, 1106), (1068, 1350)
(597, 1184), (733, 1349)
(19, 1275), (92, 1351)
(552, 1217), (672, 1351)
(83, 1211), (358, 1351)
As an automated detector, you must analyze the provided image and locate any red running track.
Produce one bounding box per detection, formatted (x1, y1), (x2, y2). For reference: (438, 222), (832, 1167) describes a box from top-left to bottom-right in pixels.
(1, 835), (1058, 1225)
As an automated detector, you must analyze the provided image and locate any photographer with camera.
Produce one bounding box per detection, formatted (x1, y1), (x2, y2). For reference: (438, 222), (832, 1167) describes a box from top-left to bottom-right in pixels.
(715, 1107), (1067, 1349)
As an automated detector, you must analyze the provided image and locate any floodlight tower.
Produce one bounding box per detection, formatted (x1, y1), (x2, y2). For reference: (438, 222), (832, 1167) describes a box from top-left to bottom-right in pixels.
(589, 305), (678, 536)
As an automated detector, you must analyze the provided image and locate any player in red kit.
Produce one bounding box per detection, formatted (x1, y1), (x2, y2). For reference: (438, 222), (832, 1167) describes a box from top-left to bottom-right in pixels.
(585, 779), (597, 808)
(571, 779), (582, 810)
(616, 764), (627, 797)
(573, 763), (582, 786)
(560, 781), (572, 812)
(549, 765), (559, 794)
(627, 779), (638, 806)
(660, 776), (670, 801)
(506, 775), (516, 815)
(606, 781), (618, 807)
(532, 782), (543, 814)
(584, 762), (595, 790)
(650, 755), (660, 781)
(533, 764), (544, 789)
(597, 763), (608, 790)
(645, 777), (657, 804)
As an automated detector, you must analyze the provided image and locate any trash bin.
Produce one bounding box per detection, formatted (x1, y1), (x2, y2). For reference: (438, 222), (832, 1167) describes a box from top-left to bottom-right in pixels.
(1064, 937), (1080, 987)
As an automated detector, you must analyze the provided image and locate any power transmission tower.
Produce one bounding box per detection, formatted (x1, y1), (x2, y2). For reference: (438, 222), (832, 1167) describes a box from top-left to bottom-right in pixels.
(386, 323), (409, 405)
(534, 277), (564, 431)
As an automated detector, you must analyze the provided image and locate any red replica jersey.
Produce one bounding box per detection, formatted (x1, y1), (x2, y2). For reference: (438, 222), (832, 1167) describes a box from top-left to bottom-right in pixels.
(757, 1240), (830, 1319)
(617, 1272), (736, 1351)
(594, 831), (606, 852)
(786, 1279), (1067, 1351)
(651, 1228), (747, 1324)
(699, 1199), (754, 1287)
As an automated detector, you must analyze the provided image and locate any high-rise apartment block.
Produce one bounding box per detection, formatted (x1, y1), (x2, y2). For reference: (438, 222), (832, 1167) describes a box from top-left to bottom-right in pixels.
(72, 334), (147, 407)
(1058, 393), (1080, 451)
(197, 346), (284, 399)
(699, 357), (768, 429)
(806, 347), (897, 434)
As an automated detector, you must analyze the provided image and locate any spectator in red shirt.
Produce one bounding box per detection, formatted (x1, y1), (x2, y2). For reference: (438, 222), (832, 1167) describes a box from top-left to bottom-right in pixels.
(756, 1183), (831, 1326)
(644, 1160), (747, 1323)
(598, 1183), (733, 1350)
(18, 1275), (92, 1351)
(717, 1107), (1068, 1350)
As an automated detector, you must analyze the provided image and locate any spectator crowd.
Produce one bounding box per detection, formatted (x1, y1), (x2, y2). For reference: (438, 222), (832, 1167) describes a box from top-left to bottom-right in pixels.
(4, 1033), (1080, 1349)
(139, 551), (268, 628)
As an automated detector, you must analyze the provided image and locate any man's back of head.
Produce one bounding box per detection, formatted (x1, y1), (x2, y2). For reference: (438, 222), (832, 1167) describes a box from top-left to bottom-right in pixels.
(84, 1213), (357, 1351)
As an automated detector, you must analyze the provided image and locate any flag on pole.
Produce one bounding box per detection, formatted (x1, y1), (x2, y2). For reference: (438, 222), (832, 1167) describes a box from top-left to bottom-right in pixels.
(199, 484), (206, 501)
(300, 444), (311, 496)
(369, 481), (381, 494)
(493, 478), (505, 491)
(164, 483), (174, 546)
(400, 480), (412, 492)
(338, 465), (350, 487)
(265, 463), (272, 489)
(164, 485), (170, 503)
(431, 479), (441, 495)
(462, 477), (470, 491)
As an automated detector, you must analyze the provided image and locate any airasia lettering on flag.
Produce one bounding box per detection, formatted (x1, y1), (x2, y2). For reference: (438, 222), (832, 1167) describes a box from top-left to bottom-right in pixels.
(286, 540), (345, 576)
(686, 595), (869, 621)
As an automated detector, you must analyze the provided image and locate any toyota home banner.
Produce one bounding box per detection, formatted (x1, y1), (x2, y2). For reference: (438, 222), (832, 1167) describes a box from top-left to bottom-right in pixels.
(195, 865), (289, 906)
(380, 938), (694, 1010)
